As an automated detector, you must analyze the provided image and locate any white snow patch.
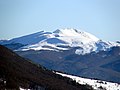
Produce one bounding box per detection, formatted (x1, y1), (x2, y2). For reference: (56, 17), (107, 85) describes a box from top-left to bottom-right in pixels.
(75, 40), (120, 55)
(56, 72), (120, 90)
(20, 87), (30, 90)
(17, 42), (69, 51)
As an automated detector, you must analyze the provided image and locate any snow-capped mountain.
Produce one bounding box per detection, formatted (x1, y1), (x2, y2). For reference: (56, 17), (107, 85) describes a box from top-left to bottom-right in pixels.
(18, 28), (100, 54)
(1, 28), (120, 83)
(1, 28), (119, 55)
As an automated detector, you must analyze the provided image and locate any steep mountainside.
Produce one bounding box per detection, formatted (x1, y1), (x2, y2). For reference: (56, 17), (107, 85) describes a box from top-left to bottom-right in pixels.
(0, 45), (93, 90)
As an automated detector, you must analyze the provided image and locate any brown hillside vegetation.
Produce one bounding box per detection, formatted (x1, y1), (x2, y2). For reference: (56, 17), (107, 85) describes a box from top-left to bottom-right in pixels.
(0, 45), (93, 90)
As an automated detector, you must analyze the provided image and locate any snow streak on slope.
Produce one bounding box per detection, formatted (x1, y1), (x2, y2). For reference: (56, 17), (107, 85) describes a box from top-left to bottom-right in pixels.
(56, 72), (120, 90)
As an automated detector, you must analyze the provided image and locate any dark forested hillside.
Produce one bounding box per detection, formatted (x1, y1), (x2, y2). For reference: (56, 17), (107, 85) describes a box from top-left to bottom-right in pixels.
(0, 45), (93, 90)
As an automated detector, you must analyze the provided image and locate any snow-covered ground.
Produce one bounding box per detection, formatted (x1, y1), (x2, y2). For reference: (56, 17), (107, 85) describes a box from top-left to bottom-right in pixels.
(20, 87), (30, 90)
(56, 72), (120, 90)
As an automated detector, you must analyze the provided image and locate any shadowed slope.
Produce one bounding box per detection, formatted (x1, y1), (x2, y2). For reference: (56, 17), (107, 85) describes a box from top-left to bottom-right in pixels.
(0, 45), (93, 90)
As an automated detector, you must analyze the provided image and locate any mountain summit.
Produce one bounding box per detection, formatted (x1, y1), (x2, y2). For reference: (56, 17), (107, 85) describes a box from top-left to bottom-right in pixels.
(53, 28), (99, 41)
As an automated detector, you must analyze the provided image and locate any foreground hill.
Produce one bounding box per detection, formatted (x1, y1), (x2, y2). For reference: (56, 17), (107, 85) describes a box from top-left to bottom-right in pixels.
(0, 45), (92, 90)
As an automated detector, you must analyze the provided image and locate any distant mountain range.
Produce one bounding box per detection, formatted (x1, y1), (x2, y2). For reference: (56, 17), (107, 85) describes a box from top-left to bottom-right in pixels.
(0, 28), (120, 83)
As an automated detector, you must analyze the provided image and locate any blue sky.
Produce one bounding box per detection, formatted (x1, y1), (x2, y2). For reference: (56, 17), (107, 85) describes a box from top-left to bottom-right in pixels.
(0, 0), (120, 41)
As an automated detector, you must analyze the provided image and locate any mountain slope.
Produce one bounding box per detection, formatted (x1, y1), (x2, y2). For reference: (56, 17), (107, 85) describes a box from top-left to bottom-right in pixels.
(0, 45), (93, 90)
